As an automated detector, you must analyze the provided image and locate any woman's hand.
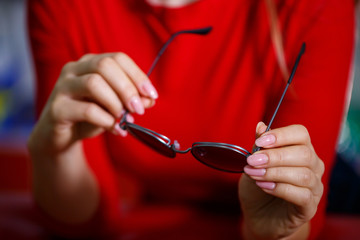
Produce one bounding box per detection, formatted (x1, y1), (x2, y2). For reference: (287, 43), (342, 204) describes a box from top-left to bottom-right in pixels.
(28, 52), (159, 224)
(29, 52), (158, 156)
(239, 122), (325, 240)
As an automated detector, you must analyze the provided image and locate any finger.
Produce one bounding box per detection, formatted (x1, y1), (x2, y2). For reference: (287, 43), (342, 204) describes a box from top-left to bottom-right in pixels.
(247, 145), (316, 169)
(72, 53), (158, 112)
(255, 121), (267, 138)
(71, 53), (115, 75)
(252, 122), (269, 152)
(255, 124), (311, 148)
(78, 53), (96, 62)
(141, 97), (156, 109)
(244, 166), (323, 196)
(52, 96), (115, 131)
(255, 181), (321, 217)
(76, 122), (106, 139)
(63, 74), (124, 118)
(115, 112), (135, 137)
(71, 54), (146, 115)
(112, 53), (158, 99)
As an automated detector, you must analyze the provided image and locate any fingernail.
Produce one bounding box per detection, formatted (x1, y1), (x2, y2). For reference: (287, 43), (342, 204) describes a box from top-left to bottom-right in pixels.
(255, 134), (276, 147)
(256, 121), (267, 136)
(114, 124), (127, 137)
(129, 96), (145, 115)
(118, 109), (126, 119)
(244, 165), (266, 176)
(126, 113), (134, 123)
(256, 122), (263, 133)
(256, 181), (276, 190)
(174, 140), (180, 150)
(142, 82), (158, 99)
(247, 153), (268, 166)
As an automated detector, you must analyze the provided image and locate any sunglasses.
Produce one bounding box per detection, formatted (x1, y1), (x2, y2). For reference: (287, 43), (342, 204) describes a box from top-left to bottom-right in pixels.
(120, 26), (306, 173)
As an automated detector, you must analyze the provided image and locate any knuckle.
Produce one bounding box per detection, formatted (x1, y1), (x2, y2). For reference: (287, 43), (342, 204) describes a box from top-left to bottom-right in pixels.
(113, 52), (128, 63)
(83, 103), (98, 119)
(318, 159), (325, 177)
(113, 53), (147, 83)
(49, 95), (65, 120)
(295, 124), (307, 133)
(300, 189), (313, 206)
(80, 53), (95, 61)
(296, 124), (311, 142)
(117, 80), (136, 99)
(318, 181), (324, 196)
(85, 74), (103, 91)
(319, 160), (325, 176)
(53, 79), (67, 91)
(301, 146), (312, 166)
(96, 57), (114, 72)
(299, 168), (312, 186)
(60, 61), (75, 76)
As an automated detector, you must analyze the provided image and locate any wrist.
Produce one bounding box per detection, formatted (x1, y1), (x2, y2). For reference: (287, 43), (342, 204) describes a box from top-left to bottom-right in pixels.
(28, 126), (83, 169)
(28, 119), (75, 161)
(27, 124), (49, 161)
(241, 218), (310, 240)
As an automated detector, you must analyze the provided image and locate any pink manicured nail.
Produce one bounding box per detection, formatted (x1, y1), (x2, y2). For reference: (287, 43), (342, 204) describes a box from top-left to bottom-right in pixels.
(129, 96), (145, 115)
(244, 166), (266, 176)
(126, 113), (135, 123)
(119, 110), (135, 123)
(256, 181), (276, 190)
(118, 109), (126, 119)
(114, 124), (127, 137)
(247, 153), (268, 166)
(255, 134), (276, 147)
(142, 82), (158, 99)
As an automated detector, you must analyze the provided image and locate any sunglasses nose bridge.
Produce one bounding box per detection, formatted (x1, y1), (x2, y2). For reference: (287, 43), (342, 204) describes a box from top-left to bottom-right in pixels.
(171, 141), (192, 154)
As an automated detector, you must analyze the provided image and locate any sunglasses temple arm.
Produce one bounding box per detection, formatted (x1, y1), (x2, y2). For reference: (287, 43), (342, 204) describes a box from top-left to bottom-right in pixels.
(265, 81), (290, 132)
(147, 34), (176, 76)
(253, 42), (305, 152)
(121, 27), (212, 124)
(147, 27), (212, 76)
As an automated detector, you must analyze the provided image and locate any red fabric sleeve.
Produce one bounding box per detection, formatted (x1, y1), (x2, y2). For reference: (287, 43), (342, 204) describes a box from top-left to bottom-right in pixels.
(27, 0), (121, 237)
(267, 0), (355, 238)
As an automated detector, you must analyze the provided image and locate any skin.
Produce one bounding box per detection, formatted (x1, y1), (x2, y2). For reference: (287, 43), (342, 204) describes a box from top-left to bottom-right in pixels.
(28, 53), (157, 224)
(239, 122), (324, 239)
(28, 0), (325, 238)
(146, 0), (198, 7)
(28, 52), (324, 239)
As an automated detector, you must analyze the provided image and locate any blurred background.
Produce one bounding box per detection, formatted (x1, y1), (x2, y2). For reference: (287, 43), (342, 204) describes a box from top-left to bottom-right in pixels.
(0, 0), (359, 239)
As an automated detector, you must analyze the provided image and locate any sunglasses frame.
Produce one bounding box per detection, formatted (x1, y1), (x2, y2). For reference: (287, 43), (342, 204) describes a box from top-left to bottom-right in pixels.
(120, 114), (251, 173)
(118, 26), (305, 173)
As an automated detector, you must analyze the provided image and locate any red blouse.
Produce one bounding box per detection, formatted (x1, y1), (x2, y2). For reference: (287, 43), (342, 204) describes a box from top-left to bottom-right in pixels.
(28, 0), (355, 239)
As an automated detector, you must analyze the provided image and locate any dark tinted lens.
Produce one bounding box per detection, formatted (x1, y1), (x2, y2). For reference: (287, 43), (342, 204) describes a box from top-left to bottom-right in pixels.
(191, 145), (247, 173)
(127, 125), (175, 158)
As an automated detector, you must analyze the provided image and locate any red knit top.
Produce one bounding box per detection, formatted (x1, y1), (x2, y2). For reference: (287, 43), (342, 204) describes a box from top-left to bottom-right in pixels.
(28, 0), (355, 239)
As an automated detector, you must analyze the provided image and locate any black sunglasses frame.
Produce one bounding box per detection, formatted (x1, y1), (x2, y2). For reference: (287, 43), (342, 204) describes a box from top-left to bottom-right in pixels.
(120, 118), (251, 173)
(119, 26), (305, 173)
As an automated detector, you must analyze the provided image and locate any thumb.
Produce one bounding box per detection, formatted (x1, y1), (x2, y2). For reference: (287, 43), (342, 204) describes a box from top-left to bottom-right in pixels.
(255, 121), (268, 138)
(252, 121), (268, 153)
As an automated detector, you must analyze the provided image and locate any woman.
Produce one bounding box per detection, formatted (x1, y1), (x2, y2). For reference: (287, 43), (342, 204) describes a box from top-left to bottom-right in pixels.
(27, 0), (355, 239)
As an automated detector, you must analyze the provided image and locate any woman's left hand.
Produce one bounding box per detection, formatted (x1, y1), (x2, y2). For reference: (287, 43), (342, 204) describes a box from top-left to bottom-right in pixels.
(239, 122), (325, 240)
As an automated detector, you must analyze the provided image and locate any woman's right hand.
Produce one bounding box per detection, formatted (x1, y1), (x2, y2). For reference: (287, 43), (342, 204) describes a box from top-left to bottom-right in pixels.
(29, 52), (159, 156)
